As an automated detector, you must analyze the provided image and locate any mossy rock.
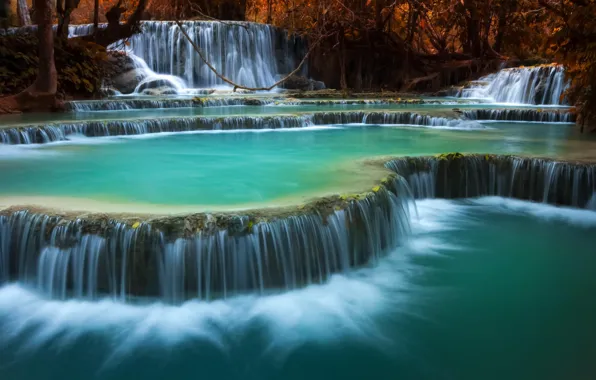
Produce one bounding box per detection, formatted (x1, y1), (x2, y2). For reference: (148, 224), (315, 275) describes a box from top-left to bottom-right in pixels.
(435, 152), (465, 160)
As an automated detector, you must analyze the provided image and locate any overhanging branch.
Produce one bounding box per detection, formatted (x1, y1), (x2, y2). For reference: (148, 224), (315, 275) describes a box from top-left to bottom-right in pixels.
(174, 19), (325, 91)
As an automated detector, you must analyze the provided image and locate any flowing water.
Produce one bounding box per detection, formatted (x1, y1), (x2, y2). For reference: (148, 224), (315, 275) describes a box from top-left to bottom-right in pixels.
(1, 198), (595, 380)
(0, 122), (576, 207)
(1, 21), (596, 380)
(457, 65), (569, 105)
(67, 21), (305, 93)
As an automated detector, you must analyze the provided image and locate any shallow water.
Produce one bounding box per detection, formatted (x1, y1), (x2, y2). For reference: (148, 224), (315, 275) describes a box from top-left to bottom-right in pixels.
(0, 122), (575, 207)
(1, 198), (595, 380)
(0, 102), (570, 127)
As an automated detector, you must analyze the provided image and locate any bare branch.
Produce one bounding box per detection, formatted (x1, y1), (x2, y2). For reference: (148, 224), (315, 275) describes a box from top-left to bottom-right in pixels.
(174, 19), (325, 92)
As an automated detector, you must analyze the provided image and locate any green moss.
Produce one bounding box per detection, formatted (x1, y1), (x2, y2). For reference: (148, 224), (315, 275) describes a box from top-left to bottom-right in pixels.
(435, 152), (465, 160)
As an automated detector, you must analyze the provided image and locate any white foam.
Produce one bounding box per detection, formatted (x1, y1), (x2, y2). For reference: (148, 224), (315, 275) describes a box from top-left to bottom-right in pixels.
(470, 196), (596, 227)
(0, 144), (64, 160)
(0, 196), (592, 367)
(377, 122), (489, 131)
(0, 243), (413, 365)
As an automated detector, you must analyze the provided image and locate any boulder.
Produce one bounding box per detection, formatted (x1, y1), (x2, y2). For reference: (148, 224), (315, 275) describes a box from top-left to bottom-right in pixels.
(280, 75), (326, 91)
(102, 51), (141, 94)
(111, 68), (149, 94)
(136, 79), (178, 93)
(98, 87), (122, 97)
(140, 87), (178, 96)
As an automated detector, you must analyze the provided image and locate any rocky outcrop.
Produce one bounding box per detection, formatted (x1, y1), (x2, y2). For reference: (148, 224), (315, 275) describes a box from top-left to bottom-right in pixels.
(102, 51), (145, 94)
(280, 75), (326, 91)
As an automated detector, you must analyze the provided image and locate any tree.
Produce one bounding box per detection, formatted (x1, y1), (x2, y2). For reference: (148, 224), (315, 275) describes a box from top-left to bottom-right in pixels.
(0, 0), (9, 27)
(541, 0), (596, 131)
(17, 0), (31, 25)
(0, 0), (58, 113)
(57, 0), (83, 41)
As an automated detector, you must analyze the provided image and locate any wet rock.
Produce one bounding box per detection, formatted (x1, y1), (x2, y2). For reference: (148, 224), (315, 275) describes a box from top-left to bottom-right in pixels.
(136, 79), (178, 95)
(102, 52), (140, 94)
(98, 87), (121, 97)
(203, 214), (217, 234)
(112, 68), (148, 95)
(140, 87), (178, 96)
(534, 80), (547, 104)
(227, 215), (249, 236)
(281, 75), (326, 91)
(242, 98), (267, 106)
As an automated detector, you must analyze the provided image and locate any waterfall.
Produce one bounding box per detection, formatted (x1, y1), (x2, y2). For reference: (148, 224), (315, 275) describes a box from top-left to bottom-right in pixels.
(68, 21), (306, 90)
(386, 154), (596, 208)
(65, 97), (277, 111)
(0, 181), (412, 302)
(0, 112), (473, 145)
(64, 97), (459, 112)
(0, 115), (314, 144)
(463, 109), (575, 123)
(458, 65), (569, 105)
(587, 193), (596, 210)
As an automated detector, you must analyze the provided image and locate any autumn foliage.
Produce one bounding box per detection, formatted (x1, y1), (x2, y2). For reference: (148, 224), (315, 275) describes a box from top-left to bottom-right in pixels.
(1, 0), (595, 124)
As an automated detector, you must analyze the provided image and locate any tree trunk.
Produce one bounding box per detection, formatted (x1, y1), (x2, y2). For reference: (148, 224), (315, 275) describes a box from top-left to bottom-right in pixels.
(463, 0), (481, 56)
(375, 0), (385, 30)
(32, 0), (57, 94)
(93, 0), (99, 34)
(0, 0), (9, 28)
(57, 10), (73, 41)
(90, 0), (148, 47)
(266, 0), (272, 24)
(0, 0), (58, 113)
(17, 0), (31, 25)
(57, 0), (82, 41)
(481, 0), (492, 55)
(338, 31), (348, 90)
(494, 0), (515, 53)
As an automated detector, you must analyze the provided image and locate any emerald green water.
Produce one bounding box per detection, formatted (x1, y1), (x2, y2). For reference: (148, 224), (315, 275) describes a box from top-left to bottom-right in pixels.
(0, 122), (575, 206)
(1, 198), (595, 379)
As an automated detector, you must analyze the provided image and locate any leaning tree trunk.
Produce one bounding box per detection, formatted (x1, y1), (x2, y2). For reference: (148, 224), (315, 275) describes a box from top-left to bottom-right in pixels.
(90, 0), (148, 47)
(17, 0), (31, 25)
(57, 0), (82, 41)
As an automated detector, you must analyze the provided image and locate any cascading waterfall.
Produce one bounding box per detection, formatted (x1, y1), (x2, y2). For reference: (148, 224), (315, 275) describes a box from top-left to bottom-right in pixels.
(67, 21), (306, 90)
(0, 115), (313, 144)
(312, 111), (451, 126)
(386, 154), (596, 208)
(64, 97), (460, 112)
(458, 65), (569, 105)
(463, 109), (575, 123)
(65, 97), (278, 111)
(0, 180), (412, 303)
(0, 112), (474, 145)
(66, 99), (201, 111)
